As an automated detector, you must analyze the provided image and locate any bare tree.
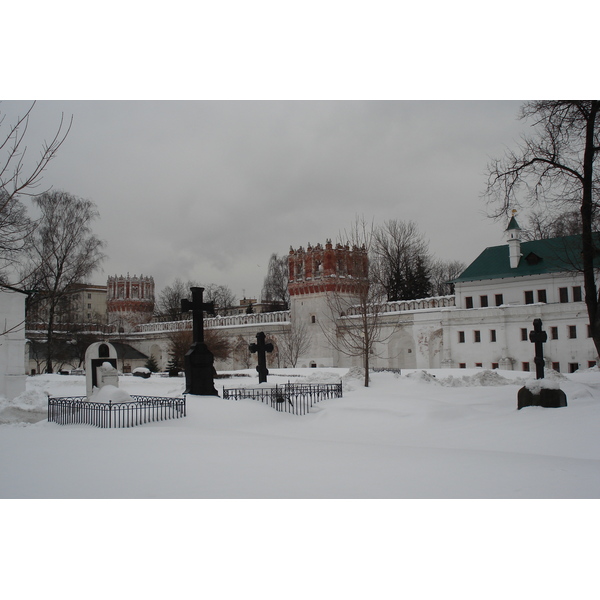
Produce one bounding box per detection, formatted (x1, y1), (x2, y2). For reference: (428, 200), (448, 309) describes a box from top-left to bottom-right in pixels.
(23, 191), (106, 372)
(261, 253), (289, 309)
(520, 208), (600, 241)
(429, 258), (466, 296)
(156, 280), (235, 320)
(156, 278), (199, 320)
(232, 335), (253, 368)
(372, 219), (431, 301)
(319, 216), (393, 387)
(279, 319), (311, 367)
(0, 102), (72, 281)
(485, 101), (600, 355)
(203, 283), (236, 312)
(167, 327), (231, 371)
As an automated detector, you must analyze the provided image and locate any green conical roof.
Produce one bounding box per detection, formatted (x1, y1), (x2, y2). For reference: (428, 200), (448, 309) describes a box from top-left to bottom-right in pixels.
(506, 215), (521, 231)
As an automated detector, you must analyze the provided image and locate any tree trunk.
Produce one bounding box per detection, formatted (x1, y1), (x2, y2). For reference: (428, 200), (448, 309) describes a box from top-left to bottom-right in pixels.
(581, 102), (600, 357)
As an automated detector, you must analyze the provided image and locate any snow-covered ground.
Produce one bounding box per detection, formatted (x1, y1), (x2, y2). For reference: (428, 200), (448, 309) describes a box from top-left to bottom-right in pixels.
(3, 367), (598, 598)
(2, 367), (599, 499)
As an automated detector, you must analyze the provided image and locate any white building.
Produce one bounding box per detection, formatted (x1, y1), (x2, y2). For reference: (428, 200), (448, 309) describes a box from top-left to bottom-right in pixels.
(0, 284), (28, 399)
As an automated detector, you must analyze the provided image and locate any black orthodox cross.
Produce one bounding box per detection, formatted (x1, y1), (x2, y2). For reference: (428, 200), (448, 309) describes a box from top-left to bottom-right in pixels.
(180, 287), (218, 396)
(181, 287), (215, 344)
(249, 331), (274, 383)
(529, 318), (548, 380)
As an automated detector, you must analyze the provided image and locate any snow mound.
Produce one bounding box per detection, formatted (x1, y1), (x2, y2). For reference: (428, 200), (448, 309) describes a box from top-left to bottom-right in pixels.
(300, 370), (342, 384)
(405, 370), (441, 385)
(90, 385), (132, 404)
(406, 369), (525, 387)
(0, 389), (48, 425)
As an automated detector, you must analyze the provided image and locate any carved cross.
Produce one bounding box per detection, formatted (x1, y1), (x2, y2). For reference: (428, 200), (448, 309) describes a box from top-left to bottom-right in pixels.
(529, 318), (548, 380)
(249, 331), (274, 383)
(180, 286), (218, 396)
(181, 287), (214, 344)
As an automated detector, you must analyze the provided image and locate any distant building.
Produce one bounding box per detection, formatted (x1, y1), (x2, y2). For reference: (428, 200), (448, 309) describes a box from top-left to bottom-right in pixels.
(65, 283), (107, 324)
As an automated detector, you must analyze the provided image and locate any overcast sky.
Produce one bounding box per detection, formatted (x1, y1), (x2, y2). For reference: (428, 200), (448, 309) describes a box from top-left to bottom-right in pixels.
(2, 100), (529, 300)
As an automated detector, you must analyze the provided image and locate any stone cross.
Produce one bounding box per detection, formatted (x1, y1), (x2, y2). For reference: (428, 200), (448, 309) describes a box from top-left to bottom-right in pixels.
(249, 331), (274, 383)
(181, 287), (214, 345)
(181, 287), (218, 396)
(529, 318), (548, 380)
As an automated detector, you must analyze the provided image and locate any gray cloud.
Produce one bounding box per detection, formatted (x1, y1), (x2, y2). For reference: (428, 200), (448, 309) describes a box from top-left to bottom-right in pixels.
(2, 100), (526, 299)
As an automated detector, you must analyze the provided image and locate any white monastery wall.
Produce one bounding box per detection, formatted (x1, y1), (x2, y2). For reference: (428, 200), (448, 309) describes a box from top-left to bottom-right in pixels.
(0, 287), (27, 399)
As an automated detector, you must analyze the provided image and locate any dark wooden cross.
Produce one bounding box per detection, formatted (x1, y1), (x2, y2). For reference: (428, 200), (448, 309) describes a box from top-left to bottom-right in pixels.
(180, 287), (218, 396)
(249, 331), (274, 383)
(529, 318), (548, 380)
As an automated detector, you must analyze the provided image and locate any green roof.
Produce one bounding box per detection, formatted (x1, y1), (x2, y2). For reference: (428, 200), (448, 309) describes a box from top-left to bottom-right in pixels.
(453, 233), (600, 283)
(506, 215), (521, 231)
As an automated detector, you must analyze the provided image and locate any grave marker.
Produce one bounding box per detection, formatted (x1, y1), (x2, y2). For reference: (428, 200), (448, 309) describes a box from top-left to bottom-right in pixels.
(181, 287), (218, 396)
(249, 331), (274, 383)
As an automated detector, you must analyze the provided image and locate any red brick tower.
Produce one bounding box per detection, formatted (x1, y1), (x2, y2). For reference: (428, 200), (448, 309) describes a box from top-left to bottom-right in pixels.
(288, 240), (369, 297)
(107, 274), (155, 330)
(287, 240), (369, 367)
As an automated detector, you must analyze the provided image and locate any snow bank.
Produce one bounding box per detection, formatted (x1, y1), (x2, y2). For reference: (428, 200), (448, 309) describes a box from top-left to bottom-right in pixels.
(0, 389), (48, 425)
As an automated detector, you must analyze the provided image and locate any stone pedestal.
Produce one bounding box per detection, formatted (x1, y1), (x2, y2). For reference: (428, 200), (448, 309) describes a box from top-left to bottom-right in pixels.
(517, 386), (568, 410)
(184, 342), (218, 396)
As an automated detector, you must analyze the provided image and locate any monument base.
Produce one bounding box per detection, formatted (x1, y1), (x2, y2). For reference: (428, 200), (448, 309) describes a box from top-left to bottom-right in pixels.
(517, 386), (567, 410)
(184, 342), (219, 396)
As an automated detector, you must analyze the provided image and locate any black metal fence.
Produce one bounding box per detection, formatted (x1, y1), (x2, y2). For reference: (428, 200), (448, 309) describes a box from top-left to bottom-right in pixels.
(48, 395), (186, 428)
(222, 382), (343, 416)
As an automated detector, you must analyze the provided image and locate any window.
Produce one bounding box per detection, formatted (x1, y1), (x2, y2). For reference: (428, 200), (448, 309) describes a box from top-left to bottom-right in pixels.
(589, 361), (597, 368)
(311, 315), (316, 323)
(568, 325), (577, 339)
(524, 290), (534, 304)
(552, 362), (560, 372)
(87, 303), (91, 309)
(522, 362), (530, 371)
(551, 326), (558, 340)
(569, 363), (579, 373)
(521, 328), (528, 341)
(492, 363), (499, 369)
(87, 293), (92, 299)
(459, 363), (466, 369)
(458, 331), (465, 343)
(559, 287), (569, 303)
(475, 363), (482, 368)
(465, 296), (473, 309)
(480, 295), (488, 308)
(573, 286), (582, 302)
(537, 289), (547, 303)
(495, 294), (504, 306)
(474, 330), (481, 343)
(490, 329), (497, 342)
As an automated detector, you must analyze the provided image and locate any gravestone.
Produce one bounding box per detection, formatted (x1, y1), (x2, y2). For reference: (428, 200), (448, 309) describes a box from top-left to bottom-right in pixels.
(181, 287), (218, 396)
(517, 319), (567, 409)
(249, 331), (274, 384)
(85, 341), (119, 398)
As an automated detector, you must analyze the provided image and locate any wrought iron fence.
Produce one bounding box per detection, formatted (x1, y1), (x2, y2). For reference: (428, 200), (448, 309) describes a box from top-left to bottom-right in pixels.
(48, 395), (186, 428)
(222, 382), (342, 416)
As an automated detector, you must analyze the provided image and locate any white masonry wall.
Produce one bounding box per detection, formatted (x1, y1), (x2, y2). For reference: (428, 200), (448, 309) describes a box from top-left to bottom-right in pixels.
(0, 287), (27, 399)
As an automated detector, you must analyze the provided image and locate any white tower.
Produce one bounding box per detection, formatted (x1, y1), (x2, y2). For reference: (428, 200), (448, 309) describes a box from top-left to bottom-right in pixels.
(506, 212), (522, 269)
